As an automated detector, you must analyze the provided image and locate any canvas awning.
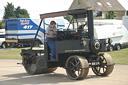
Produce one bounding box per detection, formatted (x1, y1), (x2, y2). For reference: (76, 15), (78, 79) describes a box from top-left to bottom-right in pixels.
(40, 9), (88, 19)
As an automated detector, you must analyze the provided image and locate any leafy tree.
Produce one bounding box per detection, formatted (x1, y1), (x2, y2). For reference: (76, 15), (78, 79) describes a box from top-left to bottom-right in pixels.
(1, 20), (5, 29)
(3, 2), (30, 19)
(14, 6), (20, 18)
(64, 15), (72, 22)
(2, 2), (30, 29)
(0, 20), (5, 29)
(0, 21), (2, 29)
(14, 6), (30, 18)
(3, 2), (15, 19)
(106, 11), (115, 19)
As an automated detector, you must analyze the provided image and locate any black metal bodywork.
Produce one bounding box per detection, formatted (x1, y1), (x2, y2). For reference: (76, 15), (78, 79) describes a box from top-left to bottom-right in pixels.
(21, 8), (106, 69)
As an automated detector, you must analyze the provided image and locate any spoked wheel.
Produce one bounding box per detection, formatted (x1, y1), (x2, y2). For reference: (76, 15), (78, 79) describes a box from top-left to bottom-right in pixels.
(92, 53), (114, 76)
(65, 55), (89, 80)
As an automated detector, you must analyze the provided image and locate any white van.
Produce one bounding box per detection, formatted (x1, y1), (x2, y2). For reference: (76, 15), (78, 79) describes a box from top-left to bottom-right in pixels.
(5, 17), (72, 47)
(0, 29), (6, 48)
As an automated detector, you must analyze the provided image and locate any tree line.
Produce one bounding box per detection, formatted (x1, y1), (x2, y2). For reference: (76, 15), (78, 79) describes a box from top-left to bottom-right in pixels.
(0, 2), (30, 29)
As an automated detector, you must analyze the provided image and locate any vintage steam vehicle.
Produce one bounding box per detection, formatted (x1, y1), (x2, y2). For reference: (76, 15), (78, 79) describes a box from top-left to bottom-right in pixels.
(20, 8), (114, 80)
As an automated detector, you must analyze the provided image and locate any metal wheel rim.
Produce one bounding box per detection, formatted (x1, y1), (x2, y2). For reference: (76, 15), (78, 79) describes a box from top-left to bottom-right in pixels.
(23, 57), (57, 74)
(116, 45), (120, 50)
(109, 46), (113, 51)
(34, 41), (39, 47)
(67, 58), (82, 79)
(92, 55), (107, 76)
(24, 57), (37, 74)
(66, 56), (89, 80)
(92, 53), (114, 76)
(2, 43), (6, 48)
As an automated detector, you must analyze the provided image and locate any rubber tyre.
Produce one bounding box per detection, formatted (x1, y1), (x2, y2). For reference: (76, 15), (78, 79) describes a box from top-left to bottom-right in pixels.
(2, 42), (7, 48)
(115, 44), (121, 50)
(34, 41), (39, 47)
(107, 45), (113, 51)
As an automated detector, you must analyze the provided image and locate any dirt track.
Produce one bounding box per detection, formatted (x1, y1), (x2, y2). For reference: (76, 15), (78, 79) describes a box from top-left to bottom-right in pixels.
(0, 59), (128, 85)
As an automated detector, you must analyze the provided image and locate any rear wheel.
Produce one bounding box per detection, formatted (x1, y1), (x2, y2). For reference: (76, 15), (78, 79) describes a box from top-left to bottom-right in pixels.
(22, 56), (44, 74)
(115, 44), (121, 50)
(107, 45), (113, 51)
(92, 53), (114, 76)
(34, 41), (40, 47)
(65, 55), (89, 80)
(2, 42), (7, 48)
(22, 56), (57, 74)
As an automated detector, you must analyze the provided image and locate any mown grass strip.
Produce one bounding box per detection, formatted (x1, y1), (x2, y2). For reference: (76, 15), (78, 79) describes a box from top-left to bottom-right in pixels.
(0, 47), (128, 64)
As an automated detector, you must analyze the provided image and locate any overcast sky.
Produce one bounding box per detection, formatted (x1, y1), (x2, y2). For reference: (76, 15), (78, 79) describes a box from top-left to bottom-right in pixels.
(0, 0), (128, 20)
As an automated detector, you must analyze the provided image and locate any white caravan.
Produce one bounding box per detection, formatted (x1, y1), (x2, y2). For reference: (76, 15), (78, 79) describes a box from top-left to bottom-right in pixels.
(94, 20), (128, 51)
(123, 16), (128, 31)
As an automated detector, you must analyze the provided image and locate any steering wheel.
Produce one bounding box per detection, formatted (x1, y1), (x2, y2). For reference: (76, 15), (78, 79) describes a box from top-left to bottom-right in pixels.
(57, 31), (66, 40)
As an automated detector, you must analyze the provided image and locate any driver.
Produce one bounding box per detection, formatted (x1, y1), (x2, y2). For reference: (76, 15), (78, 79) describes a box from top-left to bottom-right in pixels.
(45, 21), (57, 60)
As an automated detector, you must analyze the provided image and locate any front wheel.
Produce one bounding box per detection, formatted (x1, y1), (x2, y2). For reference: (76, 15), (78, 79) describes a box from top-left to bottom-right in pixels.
(2, 42), (7, 48)
(115, 44), (121, 50)
(65, 55), (89, 80)
(92, 53), (114, 76)
(107, 45), (113, 51)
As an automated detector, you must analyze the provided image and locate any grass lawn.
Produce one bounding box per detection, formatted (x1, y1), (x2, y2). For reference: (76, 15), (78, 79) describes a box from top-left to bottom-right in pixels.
(105, 47), (128, 64)
(0, 48), (22, 59)
(0, 47), (128, 64)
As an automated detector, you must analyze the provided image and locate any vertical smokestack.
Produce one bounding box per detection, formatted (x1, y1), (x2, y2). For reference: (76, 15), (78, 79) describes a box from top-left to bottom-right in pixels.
(87, 9), (94, 39)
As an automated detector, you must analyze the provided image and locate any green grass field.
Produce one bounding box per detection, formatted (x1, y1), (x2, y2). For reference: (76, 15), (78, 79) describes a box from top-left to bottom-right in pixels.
(0, 47), (128, 64)
(105, 47), (128, 64)
(0, 48), (22, 59)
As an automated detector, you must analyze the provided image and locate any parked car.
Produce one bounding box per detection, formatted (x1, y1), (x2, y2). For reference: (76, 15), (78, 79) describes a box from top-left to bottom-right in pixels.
(0, 29), (7, 48)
